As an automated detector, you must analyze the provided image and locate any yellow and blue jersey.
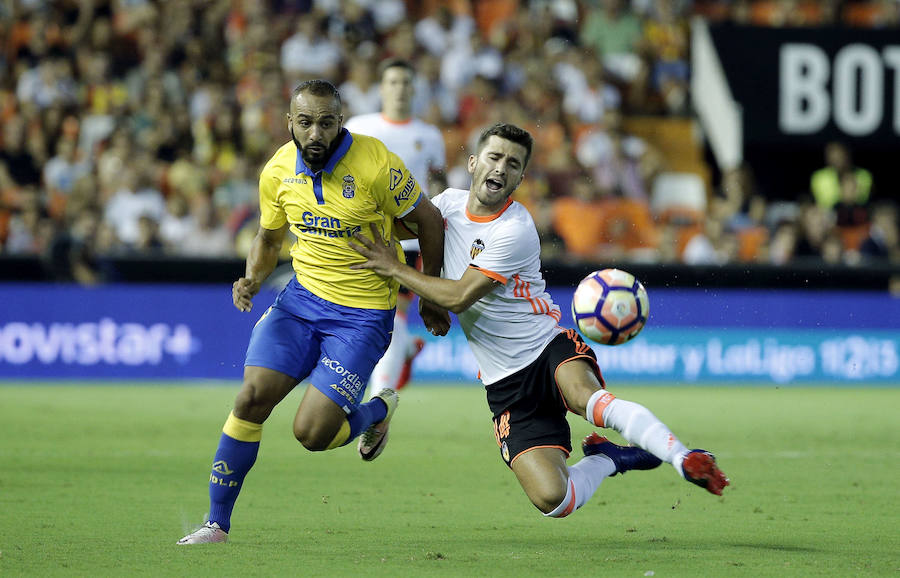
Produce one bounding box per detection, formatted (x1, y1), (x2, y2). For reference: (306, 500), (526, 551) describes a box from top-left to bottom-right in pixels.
(258, 129), (423, 309)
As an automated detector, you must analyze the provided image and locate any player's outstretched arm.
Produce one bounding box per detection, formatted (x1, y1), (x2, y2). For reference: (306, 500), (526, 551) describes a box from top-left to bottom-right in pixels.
(233, 224), (288, 312)
(350, 224), (497, 314)
(399, 196), (443, 278)
(398, 196), (451, 334)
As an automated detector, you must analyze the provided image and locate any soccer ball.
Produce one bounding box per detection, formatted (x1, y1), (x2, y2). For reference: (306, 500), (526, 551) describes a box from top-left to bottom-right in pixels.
(571, 268), (649, 346)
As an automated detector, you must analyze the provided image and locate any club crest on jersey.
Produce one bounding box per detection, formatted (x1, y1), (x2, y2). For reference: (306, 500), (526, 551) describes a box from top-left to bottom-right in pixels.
(470, 238), (485, 259)
(342, 174), (355, 199)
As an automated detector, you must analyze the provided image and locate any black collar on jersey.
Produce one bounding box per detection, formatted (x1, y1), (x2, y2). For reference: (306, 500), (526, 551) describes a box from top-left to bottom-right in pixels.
(295, 129), (354, 176)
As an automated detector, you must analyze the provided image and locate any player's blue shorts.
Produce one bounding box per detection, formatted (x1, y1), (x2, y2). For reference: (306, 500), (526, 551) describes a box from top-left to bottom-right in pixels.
(244, 277), (394, 414)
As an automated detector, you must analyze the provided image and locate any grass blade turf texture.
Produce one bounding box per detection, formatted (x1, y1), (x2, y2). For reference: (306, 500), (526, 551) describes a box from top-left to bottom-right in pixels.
(0, 383), (897, 576)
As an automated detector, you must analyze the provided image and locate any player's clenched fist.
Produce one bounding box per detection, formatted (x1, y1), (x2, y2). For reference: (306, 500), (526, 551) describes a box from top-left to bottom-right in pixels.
(419, 299), (450, 337)
(233, 277), (261, 312)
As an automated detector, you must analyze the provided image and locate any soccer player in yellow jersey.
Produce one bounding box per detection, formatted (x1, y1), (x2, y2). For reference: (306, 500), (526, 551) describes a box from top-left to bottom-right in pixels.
(178, 79), (447, 545)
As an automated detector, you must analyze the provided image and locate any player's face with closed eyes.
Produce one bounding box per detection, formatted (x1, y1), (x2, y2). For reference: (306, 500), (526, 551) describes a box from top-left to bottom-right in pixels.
(468, 136), (527, 211)
(288, 92), (343, 170)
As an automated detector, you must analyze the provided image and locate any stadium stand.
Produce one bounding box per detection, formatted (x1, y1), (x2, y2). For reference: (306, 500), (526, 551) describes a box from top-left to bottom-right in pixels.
(0, 0), (897, 280)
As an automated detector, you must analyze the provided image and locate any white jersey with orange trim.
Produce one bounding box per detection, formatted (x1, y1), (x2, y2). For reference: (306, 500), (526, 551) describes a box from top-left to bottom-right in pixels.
(344, 113), (446, 197)
(432, 187), (563, 385)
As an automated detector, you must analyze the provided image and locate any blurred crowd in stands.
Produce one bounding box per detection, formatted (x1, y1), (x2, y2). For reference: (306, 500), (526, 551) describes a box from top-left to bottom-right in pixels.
(0, 0), (898, 284)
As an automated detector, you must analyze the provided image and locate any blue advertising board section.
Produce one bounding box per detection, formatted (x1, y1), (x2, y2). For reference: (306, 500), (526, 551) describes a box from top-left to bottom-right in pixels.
(412, 288), (900, 384)
(0, 283), (277, 379)
(1, 283), (897, 384)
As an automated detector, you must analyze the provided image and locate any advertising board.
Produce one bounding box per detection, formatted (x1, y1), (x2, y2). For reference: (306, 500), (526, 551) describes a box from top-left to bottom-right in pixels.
(1, 284), (896, 384)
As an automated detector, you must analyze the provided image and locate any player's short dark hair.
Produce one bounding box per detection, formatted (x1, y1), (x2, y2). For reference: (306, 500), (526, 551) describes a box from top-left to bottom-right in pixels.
(477, 123), (534, 168)
(292, 79), (341, 106)
(378, 58), (415, 79)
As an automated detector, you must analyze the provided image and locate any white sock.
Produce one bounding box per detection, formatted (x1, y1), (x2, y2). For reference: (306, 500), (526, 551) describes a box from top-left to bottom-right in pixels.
(587, 390), (688, 469)
(543, 455), (616, 518)
(368, 312), (409, 394)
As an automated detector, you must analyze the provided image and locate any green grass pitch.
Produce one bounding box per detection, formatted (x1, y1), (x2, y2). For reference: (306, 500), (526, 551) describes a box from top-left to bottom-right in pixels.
(1, 382), (898, 576)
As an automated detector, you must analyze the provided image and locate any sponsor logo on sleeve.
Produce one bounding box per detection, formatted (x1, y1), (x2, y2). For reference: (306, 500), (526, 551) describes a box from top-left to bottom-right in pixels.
(393, 174), (417, 207)
(389, 168), (403, 191)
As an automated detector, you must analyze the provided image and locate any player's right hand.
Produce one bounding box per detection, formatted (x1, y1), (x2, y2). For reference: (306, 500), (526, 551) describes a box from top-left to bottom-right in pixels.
(420, 299), (451, 336)
(349, 223), (400, 277)
(233, 277), (260, 312)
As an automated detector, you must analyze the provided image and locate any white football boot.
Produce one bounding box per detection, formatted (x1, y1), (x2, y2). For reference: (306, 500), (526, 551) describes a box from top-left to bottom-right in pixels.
(177, 521), (228, 545)
(358, 388), (399, 461)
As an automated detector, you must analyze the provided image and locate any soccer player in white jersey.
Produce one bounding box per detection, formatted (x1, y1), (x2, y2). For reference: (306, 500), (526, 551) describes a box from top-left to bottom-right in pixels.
(351, 123), (728, 520)
(344, 59), (447, 393)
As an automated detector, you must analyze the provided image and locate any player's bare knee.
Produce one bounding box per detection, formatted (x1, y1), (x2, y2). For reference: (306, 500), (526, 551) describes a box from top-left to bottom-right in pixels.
(234, 382), (261, 412)
(292, 422), (316, 449)
(292, 422), (330, 451)
(530, 486), (569, 515)
(234, 381), (275, 422)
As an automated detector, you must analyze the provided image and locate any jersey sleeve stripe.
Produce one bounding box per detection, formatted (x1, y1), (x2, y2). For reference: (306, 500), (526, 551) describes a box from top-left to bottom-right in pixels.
(525, 284), (545, 314)
(545, 301), (557, 319)
(396, 191), (423, 218)
(470, 265), (507, 284)
(514, 274), (542, 314)
(525, 277), (544, 314)
(514, 277), (560, 320)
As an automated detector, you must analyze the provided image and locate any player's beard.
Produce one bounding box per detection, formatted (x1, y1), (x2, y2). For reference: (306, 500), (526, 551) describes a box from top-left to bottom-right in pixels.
(292, 126), (334, 171)
(473, 165), (515, 208)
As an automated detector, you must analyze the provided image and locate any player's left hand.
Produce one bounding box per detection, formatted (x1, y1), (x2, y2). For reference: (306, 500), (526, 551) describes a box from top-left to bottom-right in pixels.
(349, 223), (399, 276)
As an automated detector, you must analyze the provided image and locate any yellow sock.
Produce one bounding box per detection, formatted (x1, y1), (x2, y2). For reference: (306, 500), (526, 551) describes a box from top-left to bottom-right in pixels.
(222, 411), (263, 442)
(325, 420), (351, 450)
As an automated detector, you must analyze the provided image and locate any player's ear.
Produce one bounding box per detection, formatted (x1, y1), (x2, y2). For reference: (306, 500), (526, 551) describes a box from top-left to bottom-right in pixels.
(467, 154), (477, 174)
(286, 112), (291, 132)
